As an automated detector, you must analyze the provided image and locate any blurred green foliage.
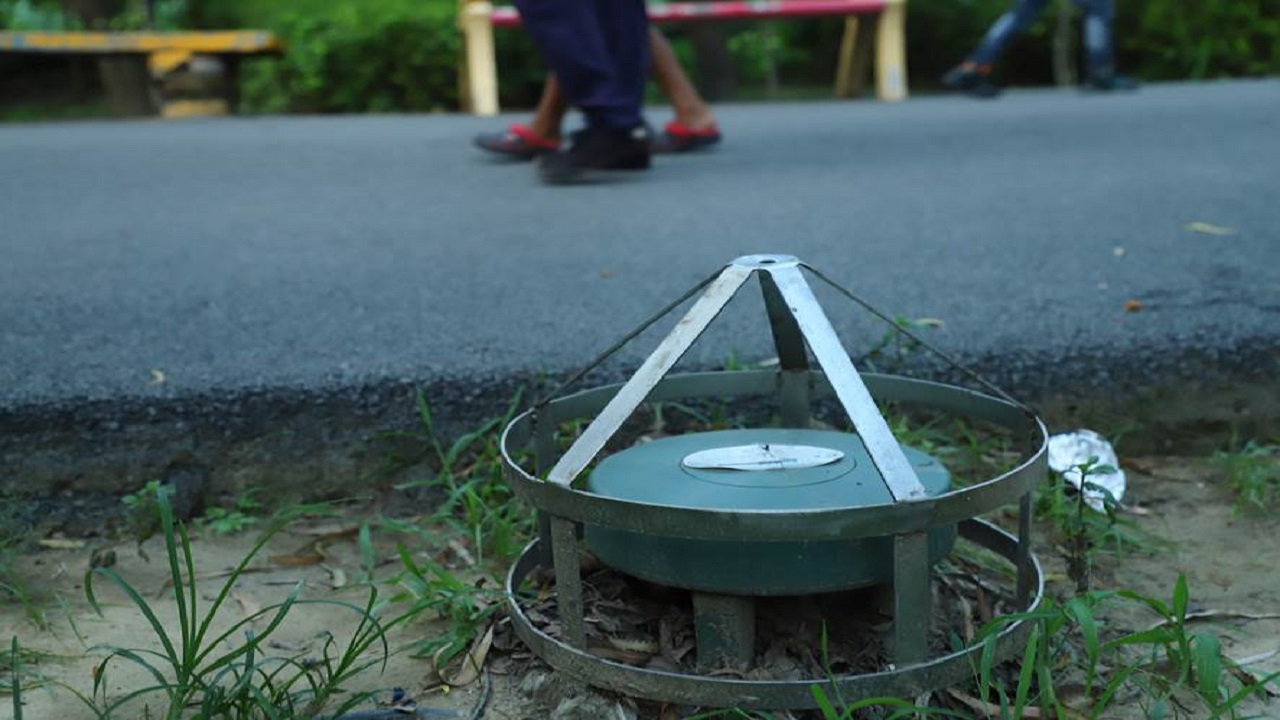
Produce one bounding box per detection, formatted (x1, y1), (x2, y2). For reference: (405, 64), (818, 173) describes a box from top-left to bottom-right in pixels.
(1119, 0), (1280, 79)
(2, 0), (1277, 114)
(197, 0), (464, 112)
(0, 0), (79, 30)
(0, 0), (188, 30)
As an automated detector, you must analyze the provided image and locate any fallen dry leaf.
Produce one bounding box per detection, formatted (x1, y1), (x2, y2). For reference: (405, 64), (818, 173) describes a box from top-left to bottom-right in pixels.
(324, 564), (348, 589)
(270, 527), (358, 567)
(947, 688), (1048, 718)
(1185, 221), (1238, 236)
(1226, 654), (1280, 699)
(440, 623), (495, 687)
(287, 524), (362, 538)
(587, 642), (655, 665)
(269, 551), (325, 567)
(38, 538), (86, 550)
(267, 638), (312, 653)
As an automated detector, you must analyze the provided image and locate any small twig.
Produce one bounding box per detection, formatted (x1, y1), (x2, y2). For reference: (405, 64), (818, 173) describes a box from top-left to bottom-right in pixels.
(325, 709), (461, 719)
(155, 566), (272, 596)
(1146, 610), (1280, 631)
(467, 666), (492, 720)
(1235, 648), (1280, 666)
(944, 570), (1007, 602)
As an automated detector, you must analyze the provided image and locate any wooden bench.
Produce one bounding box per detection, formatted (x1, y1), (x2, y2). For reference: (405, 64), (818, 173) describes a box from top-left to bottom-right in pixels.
(458, 0), (907, 116)
(0, 31), (282, 117)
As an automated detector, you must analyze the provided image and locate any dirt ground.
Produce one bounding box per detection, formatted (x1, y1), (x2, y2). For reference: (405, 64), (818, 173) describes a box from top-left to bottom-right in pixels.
(4, 455), (1279, 720)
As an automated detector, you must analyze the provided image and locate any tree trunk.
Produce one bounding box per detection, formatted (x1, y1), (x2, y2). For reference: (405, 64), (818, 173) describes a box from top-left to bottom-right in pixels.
(62, 0), (157, 116)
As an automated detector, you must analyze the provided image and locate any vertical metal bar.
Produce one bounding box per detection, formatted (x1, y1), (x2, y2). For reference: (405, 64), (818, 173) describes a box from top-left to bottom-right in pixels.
(550, 516), (586, 649)
(547, 263), (755, 487)
(533, 409), (557, 476)
(892, 531), (931, 666)
(692, 592), (756, 671)
(768, 265), (927, 501)
(533, 409), (557, 566)
(535, 513), (553, 567)
(1016, 491), (1034, 609)
(759, 271), (811, 428)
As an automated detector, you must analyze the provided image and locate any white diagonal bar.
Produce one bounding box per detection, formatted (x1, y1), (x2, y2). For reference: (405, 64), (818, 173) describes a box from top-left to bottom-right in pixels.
(547, 262), (756, 487)
(768, 264), (928, 501)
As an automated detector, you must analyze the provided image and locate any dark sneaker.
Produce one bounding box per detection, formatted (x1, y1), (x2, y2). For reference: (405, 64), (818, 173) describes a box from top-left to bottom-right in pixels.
(1086, 73), (1140, 92)
(942, 65), (1001, 99)
(539, 125), (651, 184)
(474, 123), (560, 159)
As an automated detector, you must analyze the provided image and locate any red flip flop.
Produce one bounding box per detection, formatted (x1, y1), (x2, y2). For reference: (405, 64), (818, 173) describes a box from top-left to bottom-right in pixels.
(474, 123), (561, 159)
(652, 120), (722, 154)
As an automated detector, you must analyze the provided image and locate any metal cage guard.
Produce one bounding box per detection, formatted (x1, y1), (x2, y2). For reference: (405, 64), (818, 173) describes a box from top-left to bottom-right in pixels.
(500, 255), (1048, 709)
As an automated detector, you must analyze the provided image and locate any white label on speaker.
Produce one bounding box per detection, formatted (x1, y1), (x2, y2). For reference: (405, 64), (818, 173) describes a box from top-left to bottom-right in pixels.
(682, 444), (844, 472)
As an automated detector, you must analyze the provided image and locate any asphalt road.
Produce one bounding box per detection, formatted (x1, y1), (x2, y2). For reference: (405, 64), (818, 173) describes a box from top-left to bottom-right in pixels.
(2, 80), (1278, 417)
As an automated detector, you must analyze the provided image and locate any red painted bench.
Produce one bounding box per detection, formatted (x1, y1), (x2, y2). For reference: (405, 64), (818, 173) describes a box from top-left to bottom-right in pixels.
(458, 0), (908, 115)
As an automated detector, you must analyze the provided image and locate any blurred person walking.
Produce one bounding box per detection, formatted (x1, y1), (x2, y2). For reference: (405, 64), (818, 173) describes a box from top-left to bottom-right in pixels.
(475, 27), (722, 159)
(511, 0), (652, 183)
(942, 0), (1138, 98)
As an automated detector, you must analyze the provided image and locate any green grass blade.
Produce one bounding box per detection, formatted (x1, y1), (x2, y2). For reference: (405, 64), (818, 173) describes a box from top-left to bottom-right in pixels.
(153, 494), (193, 676)
(1116, 588), (1171, 618)
(1192, 633), (1223, 707)
(1093, 663), (1139, 718)
(196, 584), (302, 671)
(416, 388), (448, 466)
(1104, 626), (1178, 650)
(1218, 669), (1280, 713)
(96, 647), (173, 690)
(809, 684), (842, 719)
(191, 515), (292, 665)
(1013, 626), (1040, 714)
(177, 515), (200, 677)
(1066, 596), (1100, 694)
(85, 567), (181, 676)
(1172, 574), (1189, 623)
(10, 637), (22, 720)
(978, 635), (997, 703)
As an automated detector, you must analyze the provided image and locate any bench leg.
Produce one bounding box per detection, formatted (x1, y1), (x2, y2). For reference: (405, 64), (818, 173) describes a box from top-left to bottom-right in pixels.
(460, 1), (500, 116)
(875, 0), (909, 102)
(834, 17), (857, 97)
(834, 15), (876, 99)
(223, 56), (242, 114)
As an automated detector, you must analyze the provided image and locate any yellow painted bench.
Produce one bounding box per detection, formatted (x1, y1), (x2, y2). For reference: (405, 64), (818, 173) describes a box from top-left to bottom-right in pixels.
(457, 0), (908, 116)
(0, 31), (282, 117)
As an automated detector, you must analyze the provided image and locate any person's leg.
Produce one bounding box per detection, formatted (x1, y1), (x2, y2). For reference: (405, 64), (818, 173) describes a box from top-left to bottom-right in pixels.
(943, 0), (1050, 97)
(514, 0), (648, 132)
(472, 73), (567, 158)
(528, 75), (570, 140)
(649, 27), (715, 131)
(514, 0), (650, 181)
(649, 27), (722, 152)
(968, 0), (1052, 69)
(1073, 0), (1135, 88)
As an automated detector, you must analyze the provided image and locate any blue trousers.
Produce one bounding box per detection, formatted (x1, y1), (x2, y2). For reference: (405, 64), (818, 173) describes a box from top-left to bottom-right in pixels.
(513, 0), (649, 131)
(970, 0), (1116, 76)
